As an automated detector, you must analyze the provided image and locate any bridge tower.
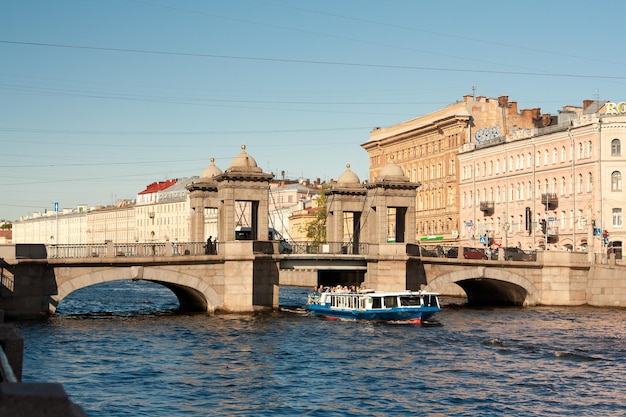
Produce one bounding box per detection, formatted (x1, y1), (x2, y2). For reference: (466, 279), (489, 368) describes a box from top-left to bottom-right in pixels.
(362, 157), (420, 246)
(215, 145), (274, 242)
(215, 146), (277, 311)
(363, 158), (421, 291)
(187, 157), (221, 243)
(325, 164), (367, 254)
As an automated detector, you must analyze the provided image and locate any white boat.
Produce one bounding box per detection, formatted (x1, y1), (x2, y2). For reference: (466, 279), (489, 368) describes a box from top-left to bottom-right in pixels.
(306, 289), (441, 324)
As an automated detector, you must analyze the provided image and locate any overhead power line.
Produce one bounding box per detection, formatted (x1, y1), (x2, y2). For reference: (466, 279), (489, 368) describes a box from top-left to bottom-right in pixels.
(1, 40), (625, 80)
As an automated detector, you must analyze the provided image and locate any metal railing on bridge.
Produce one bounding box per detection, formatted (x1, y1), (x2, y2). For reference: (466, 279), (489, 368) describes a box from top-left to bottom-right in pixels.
(44, 241), (369, 259)
(46, 242), (210, 259)
(289, 242), (368, 255)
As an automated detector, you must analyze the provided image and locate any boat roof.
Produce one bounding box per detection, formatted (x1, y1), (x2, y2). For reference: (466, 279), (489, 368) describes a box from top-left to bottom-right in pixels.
(322, 290), (439, 296)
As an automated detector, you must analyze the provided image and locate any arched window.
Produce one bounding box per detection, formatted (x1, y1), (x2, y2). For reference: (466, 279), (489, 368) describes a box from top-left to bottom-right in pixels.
(496, 159), (500, 174)
(561, 146), (567, 162)
(536, 151), (541, 166)
(552, 148), (558, 164)
(578, 142), (583, 159)
(544, 150), (549, 165)
(587, 172), (593, 192)
(611, 171), (622, 191)
(537, 180), (541, 196)
(612, 139), (621, 156)
(561, 177), (566, 195)
(578, 174), (583, 193)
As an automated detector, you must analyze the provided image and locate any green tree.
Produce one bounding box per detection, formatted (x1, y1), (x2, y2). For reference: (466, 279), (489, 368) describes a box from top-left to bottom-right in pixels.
(302, 187), (328, 245)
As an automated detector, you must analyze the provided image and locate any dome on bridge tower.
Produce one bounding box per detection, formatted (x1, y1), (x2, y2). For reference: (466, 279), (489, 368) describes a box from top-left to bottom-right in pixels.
(200, 157), (222, 179)
(337, 164), (360, 186)
(227, 145), (263, 173)
(377, 157), (408, 182)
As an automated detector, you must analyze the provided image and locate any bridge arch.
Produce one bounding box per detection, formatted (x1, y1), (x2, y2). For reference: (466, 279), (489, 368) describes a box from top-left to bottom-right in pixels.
(51, 266), (222, 314)
(425, 266), (539, 306)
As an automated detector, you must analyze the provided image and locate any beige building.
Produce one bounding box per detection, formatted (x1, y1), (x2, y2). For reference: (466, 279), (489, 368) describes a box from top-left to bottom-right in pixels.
(362, 95), (543, 244)
(458, 100), (626, 257)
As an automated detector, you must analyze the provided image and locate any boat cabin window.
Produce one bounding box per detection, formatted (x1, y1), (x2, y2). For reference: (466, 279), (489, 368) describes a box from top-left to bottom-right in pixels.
(423, 294), (439, 307)
(384, 296), (398, 308)
(400, 296), (421, 307)
(371, 297), (382, 309)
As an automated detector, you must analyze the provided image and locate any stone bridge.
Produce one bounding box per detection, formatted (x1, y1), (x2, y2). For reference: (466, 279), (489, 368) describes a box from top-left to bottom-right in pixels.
(2, 242), (625, 319)
(2, 146), (625, 318)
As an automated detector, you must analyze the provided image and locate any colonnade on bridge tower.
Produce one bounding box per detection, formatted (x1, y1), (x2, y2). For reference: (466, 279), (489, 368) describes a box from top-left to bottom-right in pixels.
(187, 145), (274, 245)
(325, 159), (421, 250)
(187, 146), (421, 252)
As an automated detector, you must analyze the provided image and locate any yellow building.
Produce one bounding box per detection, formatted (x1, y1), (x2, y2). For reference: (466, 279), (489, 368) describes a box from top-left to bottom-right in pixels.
(362, 95), (541, 243)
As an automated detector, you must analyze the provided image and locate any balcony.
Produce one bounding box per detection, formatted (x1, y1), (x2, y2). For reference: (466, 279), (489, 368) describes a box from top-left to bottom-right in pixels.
(479, 201), (494, 215)
(541, 193), (558, 210)
(546, 227), (559, 243)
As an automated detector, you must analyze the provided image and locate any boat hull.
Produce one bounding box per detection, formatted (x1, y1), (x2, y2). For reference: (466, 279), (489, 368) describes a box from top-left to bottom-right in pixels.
(306, 304), (440, 323)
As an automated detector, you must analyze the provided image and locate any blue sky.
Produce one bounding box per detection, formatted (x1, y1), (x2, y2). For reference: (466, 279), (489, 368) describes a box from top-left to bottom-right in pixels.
(2, 0), (626, 221)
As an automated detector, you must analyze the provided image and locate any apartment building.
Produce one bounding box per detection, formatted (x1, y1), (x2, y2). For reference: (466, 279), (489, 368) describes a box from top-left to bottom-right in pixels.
(362, 95), (543, 244)
(458, 100), (626, 256)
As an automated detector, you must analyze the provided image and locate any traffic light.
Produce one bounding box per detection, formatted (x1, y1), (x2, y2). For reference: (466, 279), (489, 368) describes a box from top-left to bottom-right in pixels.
(540, 219), (547, 235)
(604, 230), (610, 238)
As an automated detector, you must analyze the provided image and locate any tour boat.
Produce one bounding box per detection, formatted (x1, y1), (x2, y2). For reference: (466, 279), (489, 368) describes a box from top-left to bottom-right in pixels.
(306, 289), (441, 324)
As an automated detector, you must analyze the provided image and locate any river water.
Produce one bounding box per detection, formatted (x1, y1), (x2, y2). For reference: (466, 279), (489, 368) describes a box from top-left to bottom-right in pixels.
(13, 280), (626, 416)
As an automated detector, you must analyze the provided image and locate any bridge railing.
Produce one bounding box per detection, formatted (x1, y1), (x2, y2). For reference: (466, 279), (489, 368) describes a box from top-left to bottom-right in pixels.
(46, 242), (212, 259)
(47, 244), (107, 258)
(289, 241), (369, 255)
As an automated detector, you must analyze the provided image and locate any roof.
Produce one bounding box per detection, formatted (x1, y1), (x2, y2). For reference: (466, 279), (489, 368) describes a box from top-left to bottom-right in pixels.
(138, 179), (177, 195)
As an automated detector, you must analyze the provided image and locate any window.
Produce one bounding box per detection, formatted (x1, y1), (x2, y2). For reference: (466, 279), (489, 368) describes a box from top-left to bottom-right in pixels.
(578, 142), (583, 159)
(561, 146), (567, 162)
(552, 148), (558, 164)
(612, 139), (621, 156)
(578, 174), (583, 194)
(612, 171), (622, 191)
(613, 208), (623, 227)
(587, 173), (593, 193)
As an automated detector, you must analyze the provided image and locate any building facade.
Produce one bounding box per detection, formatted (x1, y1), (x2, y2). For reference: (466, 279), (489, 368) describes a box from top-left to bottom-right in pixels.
(362, 95), (544, 244)
(458, 100), (626, 257)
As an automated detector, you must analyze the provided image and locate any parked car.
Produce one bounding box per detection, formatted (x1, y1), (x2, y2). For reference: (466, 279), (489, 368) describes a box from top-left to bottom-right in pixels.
(446, 246), (459, 258)
(462, 247), (487, 260)
(503, 247), (536, 261)
(420, 245), (443, 257)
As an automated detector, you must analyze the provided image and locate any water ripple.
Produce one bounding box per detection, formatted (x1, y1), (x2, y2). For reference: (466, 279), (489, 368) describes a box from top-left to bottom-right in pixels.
(13, 283), (626, 416)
